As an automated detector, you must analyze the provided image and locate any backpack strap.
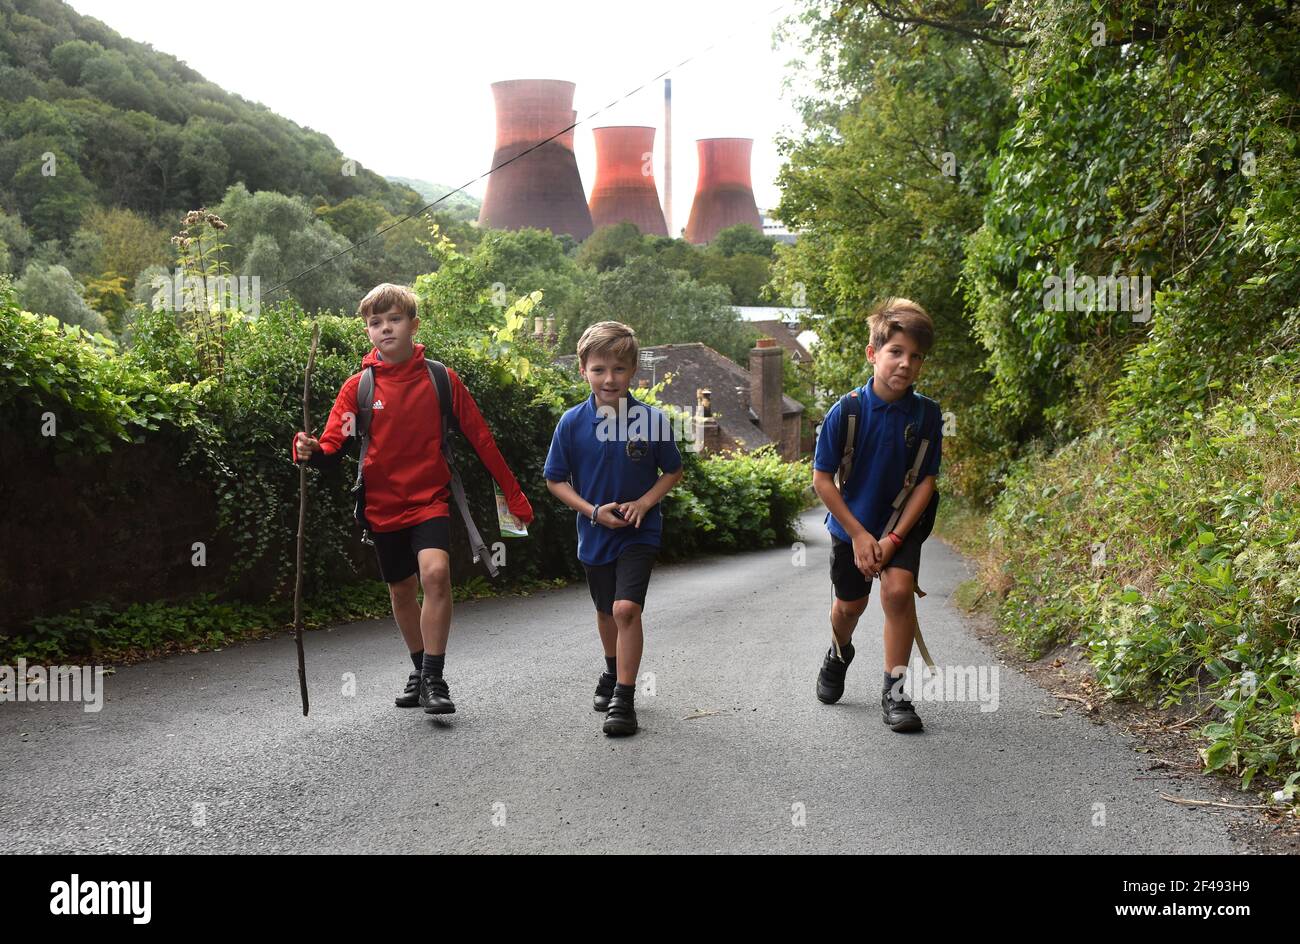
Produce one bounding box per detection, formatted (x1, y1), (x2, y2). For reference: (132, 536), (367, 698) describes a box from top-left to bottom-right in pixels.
(834, 389), (863, 493)
(353, 367), (375, 495)
(883, 392), (936, 538)
(424, 359), (497, 578)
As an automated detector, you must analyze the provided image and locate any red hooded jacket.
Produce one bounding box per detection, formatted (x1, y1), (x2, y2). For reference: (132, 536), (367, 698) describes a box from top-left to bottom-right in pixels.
(291, 343), (532, 533)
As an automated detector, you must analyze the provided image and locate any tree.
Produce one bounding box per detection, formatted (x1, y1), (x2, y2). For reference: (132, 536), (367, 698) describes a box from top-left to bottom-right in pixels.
(0, 210), (33, 276)
(15, 261), (108, 334)
(69, 207), (170, 294)
(583, 256), (757, 363)
(708, 224), (775, 259)
(214, 184), (360, 314)
(698, 251), (773, 306)
(471, 228), (591, 342)
(10, 147), (96, 242)
(49, 39), (100, 85)
(576, 222), (650, 273)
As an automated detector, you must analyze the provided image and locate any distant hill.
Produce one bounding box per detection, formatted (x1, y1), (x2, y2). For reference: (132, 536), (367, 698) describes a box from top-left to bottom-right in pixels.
(0, 0), (422, 240)
(386, 177), (481, 221)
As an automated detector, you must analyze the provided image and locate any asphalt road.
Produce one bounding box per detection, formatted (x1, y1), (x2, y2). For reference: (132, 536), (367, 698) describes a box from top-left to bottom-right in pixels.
(0, 509), (1249, 853)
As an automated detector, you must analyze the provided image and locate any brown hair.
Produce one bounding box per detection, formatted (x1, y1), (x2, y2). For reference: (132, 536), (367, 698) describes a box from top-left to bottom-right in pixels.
(358, 283), (418, 320)
(577, 321), (639, 368)
(869, 297), (934, 354)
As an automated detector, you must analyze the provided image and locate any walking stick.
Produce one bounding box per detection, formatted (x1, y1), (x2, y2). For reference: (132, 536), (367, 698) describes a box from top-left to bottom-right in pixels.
(292, 321), (321, 716)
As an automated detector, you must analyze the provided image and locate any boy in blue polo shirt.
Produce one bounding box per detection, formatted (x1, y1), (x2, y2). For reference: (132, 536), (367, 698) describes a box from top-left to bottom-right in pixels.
(810, 298), (942, 732)
(544, 321), (684, 737)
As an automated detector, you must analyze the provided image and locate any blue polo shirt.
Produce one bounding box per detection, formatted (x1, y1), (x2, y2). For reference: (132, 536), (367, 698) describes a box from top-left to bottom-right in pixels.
(544, 392), (684, 566)
(812, 379), (942, 542)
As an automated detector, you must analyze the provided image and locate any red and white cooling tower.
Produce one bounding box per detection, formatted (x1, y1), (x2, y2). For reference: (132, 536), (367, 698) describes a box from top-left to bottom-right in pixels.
(478, 80), (593, 240)
(684, 137), (762, 245)
(588, 126), (668, 237)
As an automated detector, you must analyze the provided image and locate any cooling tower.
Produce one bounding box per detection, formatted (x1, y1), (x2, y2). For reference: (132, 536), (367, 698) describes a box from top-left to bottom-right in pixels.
(479, 80), (593, 240)
(684, 137), (762, 245)
(588, 126), (668, 237)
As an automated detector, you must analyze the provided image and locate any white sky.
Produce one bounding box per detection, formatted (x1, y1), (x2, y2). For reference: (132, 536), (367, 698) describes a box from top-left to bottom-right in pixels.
(68, 0), (809, 230)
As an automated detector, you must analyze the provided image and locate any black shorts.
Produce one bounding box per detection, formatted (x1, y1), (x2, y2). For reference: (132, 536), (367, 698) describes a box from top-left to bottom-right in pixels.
(830, 529), (925, 602)
(582, 543), (658, 614)
(372, 516), (450, 584)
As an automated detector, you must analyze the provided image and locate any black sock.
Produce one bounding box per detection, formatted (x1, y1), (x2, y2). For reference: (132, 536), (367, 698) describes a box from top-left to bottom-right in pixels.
(422, 653), (445, 678)
(883, 670), (903, 694)
(604, 656), (617, 676)
(613, 682), (635, 702)
(410, 650), (424, 672)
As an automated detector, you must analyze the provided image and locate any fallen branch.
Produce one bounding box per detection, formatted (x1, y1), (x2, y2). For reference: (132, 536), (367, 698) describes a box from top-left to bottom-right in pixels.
(1159, 793), (1268, 811)
(1050, 691), (1096, 710)
(1158, 703), (1215, 731)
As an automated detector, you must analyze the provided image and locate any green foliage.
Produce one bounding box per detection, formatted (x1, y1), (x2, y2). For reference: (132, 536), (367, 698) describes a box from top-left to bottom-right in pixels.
(584, 256), (759, 363)
(662, 446), (813, 557)
(15, 260), (106, 334)
(989, 360), (1300, 785)
(214, 184), (360, 314)
(0, 279), (210, 454)
(708, 224), (776, 259)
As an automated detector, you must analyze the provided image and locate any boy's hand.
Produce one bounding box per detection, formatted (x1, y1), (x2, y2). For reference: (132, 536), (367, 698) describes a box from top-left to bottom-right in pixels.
(617, 498), (652, 528)
(595, 503), (630, 528)
(872, 536), (898, 577)
(851, 531), (882, 578)
(294, 431), (321, 462)
(506, 490), (534, 526)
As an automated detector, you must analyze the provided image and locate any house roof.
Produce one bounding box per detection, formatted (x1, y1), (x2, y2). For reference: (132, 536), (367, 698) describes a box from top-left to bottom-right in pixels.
(555, 342), (803, 453)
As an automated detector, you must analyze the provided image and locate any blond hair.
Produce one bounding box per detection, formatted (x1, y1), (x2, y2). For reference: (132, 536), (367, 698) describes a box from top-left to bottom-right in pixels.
(869, 297), (934, 354)
(577, 321), (639, 367)
(358, 283), (418, 320)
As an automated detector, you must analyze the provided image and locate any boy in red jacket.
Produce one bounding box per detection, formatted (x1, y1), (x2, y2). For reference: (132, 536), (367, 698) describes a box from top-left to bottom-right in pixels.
(292, 283), (533, 715)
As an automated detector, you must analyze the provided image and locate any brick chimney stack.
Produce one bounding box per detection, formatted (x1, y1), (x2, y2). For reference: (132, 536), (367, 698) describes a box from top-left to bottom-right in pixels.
(749, 337), (783, 445)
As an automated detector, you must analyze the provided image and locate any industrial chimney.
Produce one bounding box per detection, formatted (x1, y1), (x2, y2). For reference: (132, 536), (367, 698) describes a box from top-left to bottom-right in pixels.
(479, 80), (593, 240)
(588, 126), (668, 237)
(684, 137), (762, 245)
(663, 78), (673, 236)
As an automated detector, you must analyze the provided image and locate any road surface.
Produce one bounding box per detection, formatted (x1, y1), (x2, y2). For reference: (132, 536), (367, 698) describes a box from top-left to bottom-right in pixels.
(0, 509), (1248, 853)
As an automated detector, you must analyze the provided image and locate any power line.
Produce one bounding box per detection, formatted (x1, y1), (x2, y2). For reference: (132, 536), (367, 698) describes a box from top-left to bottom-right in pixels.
(263, 3), (788, 301)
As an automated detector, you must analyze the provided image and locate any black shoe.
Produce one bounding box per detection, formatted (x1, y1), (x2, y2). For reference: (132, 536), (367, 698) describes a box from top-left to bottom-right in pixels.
(816, 640), (855, 704)
(593, 671), (617, 712)
(602, 691), (637, 736)
(882, 688), (923, 732)
(395, 669), (421, 708)
(419, 674), (456, 715)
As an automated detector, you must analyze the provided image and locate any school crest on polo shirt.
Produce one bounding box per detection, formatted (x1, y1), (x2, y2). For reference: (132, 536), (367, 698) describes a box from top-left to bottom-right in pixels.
(904, 421), (918, 451)
(625, 437), (649, 461)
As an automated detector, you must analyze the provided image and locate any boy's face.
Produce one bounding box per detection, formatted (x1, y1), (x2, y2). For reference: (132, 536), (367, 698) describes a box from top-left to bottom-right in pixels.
(581, 351), (637, 409)
(867, 329), (926, 397)
(365, 307), (419, 362)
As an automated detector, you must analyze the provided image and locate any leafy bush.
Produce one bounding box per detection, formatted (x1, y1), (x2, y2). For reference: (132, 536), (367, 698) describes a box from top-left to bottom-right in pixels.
(989, 358), (1300, 787)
